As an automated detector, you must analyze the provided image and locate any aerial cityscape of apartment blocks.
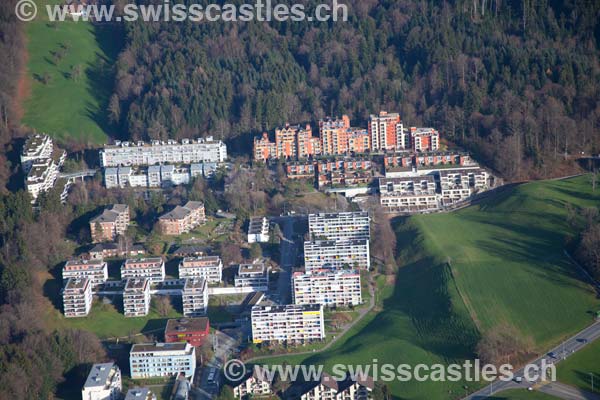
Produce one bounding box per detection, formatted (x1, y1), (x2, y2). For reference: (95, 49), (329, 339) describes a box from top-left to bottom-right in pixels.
(157, 201), (206, 235)
(81, 363), (122, 400)
(62, 278), (93, 318)
(62, 259), (108, 288)
(308, 211), (371, 241)
(121, 257), (166, 283)
(129, 342), (196, 379)
(90, 204), (130, 243)
(304, 239), (371, 271)
(182, 277), (209, 317)
(178, 256), (223, 283)
(123, 278), (151, 317)
(292, 268), (362, 307)
(164, 317), (210, 347)
(251, 304), (325, 344)
(234, 263), (269, 288)
(100, 136), (227, 167)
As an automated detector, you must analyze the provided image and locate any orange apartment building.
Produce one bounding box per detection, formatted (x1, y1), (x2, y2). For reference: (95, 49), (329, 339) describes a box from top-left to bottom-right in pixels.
(253, 133), (277, 161)
(90, 204), (130, 243)
(157, 201), (206, 235)
(410, 127), (440, 152)
(368, 111), (407, 152)
(319, 115), (351, 155)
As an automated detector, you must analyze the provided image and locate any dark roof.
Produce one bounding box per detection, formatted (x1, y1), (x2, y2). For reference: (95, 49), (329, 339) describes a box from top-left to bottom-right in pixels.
(165, 318), (209, 335)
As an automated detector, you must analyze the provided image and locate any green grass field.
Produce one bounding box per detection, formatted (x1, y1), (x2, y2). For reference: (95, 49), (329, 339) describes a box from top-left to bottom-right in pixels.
(489, 389), (560, 399)
(557, 338), (600, 394)
(22, 0), (121, 145)
(257, 175), (600, 400)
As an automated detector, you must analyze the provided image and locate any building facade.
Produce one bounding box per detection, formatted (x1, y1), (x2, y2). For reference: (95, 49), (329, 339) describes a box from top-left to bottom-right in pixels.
(232, 367), (273, 399)
(304, 239), (371, 271)
(379, 176), (439, 212)
(182, 278), (208, 317)
(308, 212), (371, 241)
(123, 278), (151, 317)
(234, 263), (269, 288)
(63, 278), (93, 317)
(90, 204), (130, 242)
(81, 363), (122, 400)
(368, 111), (405, 152)
(157, 201), (206, 235)
(178, 256), (222, 283)
(121, 258), (165, 283)
(130, 342), (196, 379)
(410, 127), (440, 152)
(319, 115), (351, 155)
(21, 133), (53, 173)
(292, 268), (362, 307)
(247, 217), (270, 243)
(165, 317), (210, 347)
(62, 259), (108, 288)
(100, 137), (227, 167)
(251, 304), (325, 344)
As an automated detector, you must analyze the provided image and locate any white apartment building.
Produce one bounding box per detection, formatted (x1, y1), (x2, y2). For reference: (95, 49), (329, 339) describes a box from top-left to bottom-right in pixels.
(247, 217), (270, 243)
(129, 342), (196, 379)
(121, 258), (165, 283)
(81, 363), (122, 400)
(62, 259), (108, 288)
(21, 133), (53, 173)
(182, 277), (208, 317)
(178, 256), (223, 283)
(379, 176), (439, 212)
(124, 388), (156, 400)
(308, 211), (370, 241)
(26, 156), (62, 203)
(123, 278), (151, 317)
(304, 239), (370, 271)
(300, 373), (374, 400)
(63, 278), (93, 317)
(234, 263), (269, 288)
(232, 367), (273, 399)
(251, 304), (325, 344)
(292, 268), (362, 307)
(100, 137), (227, 167)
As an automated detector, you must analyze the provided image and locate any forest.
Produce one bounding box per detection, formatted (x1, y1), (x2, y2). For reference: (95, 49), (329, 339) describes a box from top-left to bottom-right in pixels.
(109, 0), (600, 179)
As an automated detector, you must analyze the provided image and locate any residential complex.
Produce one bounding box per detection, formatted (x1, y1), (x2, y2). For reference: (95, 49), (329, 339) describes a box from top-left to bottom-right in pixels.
(100, 137), (227, 167)
(62, 259), (108, 288)
(292, 268), (362, 307)
(25, 150), (65, 203)
(164, 317), (210, 347)
(232, 367), (273, 399)
(319, 115), (352, 155)
(369, 111), (406, 152)
(286, 161), (316, 179)
(247, 216), (269, 243)
(410, 127), (440, 152)
(182, 277), (209, 317)
(304, 239), (371, 271)
(104, 162), (218, 189)
(253, 124), (321, 161)
(129, 342), (196, 379)
(157, 201), (206, 235)
(123, 278), (151, 317)
(251, 304), (325, 344)
(21, 133), (53, 173)
(90, 204), (130, 242)
(234, 262), (269, 288)
(88, 243), (146, 260)
(124, 388), (156, 400)
(178, 256), (222, 283)
(81, 363), (122, 400)
(299, 373), (374, 400)
(308, 211), (371, 241)
(121, 258), (165, 283)
(63, 278), (93, 318)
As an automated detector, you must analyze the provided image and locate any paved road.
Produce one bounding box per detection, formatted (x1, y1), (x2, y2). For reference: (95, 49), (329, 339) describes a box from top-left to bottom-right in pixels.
(193, 330), (238, 400)
(463, 321), (600, 399)
(274, 216), (299, 305)
(538, 382), (600, 400)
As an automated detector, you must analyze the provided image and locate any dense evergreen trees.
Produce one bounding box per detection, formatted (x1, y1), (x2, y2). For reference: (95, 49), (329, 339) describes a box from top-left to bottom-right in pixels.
(111, 0), (600, 179)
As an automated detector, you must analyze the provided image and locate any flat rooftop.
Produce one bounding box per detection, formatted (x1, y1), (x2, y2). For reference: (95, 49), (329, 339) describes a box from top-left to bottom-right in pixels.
(124, 258), (163, 267)
(64, 278), (90, 291)
(124, 278), (149, 291)
(130, 342), (191, 354)
(65, 259), (105, 269)
(125, 388), (154, 400)
(165, 317), (209, 334)
(183, 277), (207, 290)
(238, 263), (266, 275)
(253, 303), (321, 313)
(84, 363), (117, 388)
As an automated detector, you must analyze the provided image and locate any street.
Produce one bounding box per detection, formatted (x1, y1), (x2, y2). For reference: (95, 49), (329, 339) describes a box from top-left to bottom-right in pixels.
(463, 321), (600, 399)
(192, 330), (238, 400)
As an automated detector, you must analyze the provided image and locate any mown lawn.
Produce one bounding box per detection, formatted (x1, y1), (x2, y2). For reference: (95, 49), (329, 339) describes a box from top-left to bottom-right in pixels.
(22, 0), (122, 145)
(557, 338), (600, 394)
(256, 176), (600, 400)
